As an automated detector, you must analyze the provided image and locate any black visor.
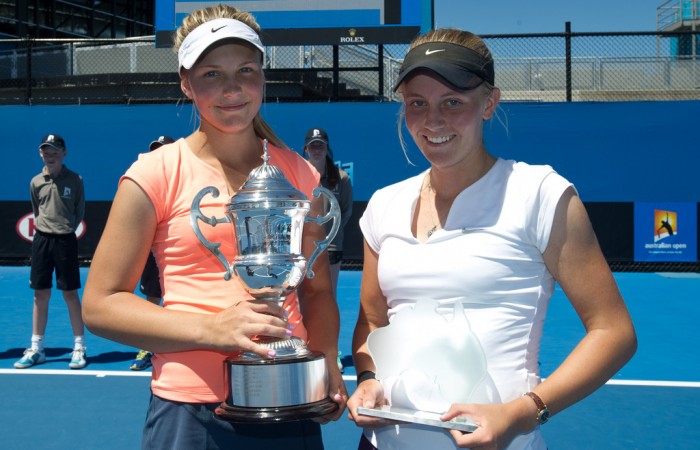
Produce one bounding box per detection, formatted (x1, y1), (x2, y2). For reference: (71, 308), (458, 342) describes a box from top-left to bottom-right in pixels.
(394, 42), (494, 92)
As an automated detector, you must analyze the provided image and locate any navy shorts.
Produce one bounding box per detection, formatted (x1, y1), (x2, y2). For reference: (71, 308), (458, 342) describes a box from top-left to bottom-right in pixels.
(358, 434), (378, 450)
(139, 252), (162, 298)
(328, 251), (343, 266)
(30, 230), (81, 291)
(142, 394), (324, 450)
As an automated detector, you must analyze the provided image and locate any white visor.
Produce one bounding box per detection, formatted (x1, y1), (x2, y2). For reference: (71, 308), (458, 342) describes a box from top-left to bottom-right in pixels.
(178, 18), (265, 70)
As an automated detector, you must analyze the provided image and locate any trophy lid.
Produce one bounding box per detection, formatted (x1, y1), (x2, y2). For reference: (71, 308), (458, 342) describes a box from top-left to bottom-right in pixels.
(228, 140), (309, 211)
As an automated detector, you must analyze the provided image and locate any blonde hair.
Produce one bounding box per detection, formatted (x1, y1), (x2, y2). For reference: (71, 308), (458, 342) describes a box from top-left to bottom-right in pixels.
(175, 4), (286, 149)
(405, 28), (495, 93)
(410, 29), (492, 59)
(396, 28), (503, 163)
(174, 4), (261, 51)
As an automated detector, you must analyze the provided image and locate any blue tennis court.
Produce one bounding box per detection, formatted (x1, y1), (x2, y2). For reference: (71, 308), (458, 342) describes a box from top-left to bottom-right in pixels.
(1, 267), (699, 449)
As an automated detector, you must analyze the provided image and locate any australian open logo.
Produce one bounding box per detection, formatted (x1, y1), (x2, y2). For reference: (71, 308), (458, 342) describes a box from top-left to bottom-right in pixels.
(634, 203), (697, 262)
(654, 209), (676, 243)
(645, 208), (688, 253)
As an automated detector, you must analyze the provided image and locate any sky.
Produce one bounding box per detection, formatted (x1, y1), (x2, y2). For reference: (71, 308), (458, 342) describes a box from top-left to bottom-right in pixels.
(433, 0), (668, 34)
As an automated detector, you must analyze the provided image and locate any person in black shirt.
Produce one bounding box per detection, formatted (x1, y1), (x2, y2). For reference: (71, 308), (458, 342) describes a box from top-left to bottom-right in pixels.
(129, 135), (175, 371)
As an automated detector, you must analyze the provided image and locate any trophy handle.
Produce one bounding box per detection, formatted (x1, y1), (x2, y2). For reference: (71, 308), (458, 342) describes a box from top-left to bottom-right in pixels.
(190, 186), (234, 280)
(304, 186), (341, 279)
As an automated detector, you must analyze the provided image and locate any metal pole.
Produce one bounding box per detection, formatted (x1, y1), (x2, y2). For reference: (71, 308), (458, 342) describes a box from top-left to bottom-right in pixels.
(378, 44), (385, 100)
(332, 45), (339, 100)
(26, 36), (32, 105)
(565, 21), (572, 102)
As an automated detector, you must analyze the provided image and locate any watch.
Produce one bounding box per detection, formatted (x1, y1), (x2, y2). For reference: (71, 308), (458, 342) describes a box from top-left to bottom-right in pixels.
(524, 391), (551, 425)
(356, 370), (377, 385)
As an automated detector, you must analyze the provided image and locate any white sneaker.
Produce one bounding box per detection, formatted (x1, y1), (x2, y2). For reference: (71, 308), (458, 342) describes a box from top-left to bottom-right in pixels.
(69, 347), (87, 369)
(337, 351), (344, 373)
(14, 348), (46, 369)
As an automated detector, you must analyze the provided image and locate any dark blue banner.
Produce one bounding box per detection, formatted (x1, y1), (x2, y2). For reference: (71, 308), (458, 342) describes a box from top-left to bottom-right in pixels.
(634, 202), (698, 262)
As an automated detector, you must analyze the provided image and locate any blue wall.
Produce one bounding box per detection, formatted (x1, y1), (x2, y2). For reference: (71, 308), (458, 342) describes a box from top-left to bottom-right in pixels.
(2, 101), (699, 203)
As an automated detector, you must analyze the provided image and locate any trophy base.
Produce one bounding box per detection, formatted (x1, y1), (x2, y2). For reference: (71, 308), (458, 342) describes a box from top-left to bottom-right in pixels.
(215, 396), (338, 423)
(216, 350), (337, 423)
(237, 335), (311, 360)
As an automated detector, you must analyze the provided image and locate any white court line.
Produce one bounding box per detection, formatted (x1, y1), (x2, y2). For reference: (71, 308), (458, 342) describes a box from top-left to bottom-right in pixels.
(0, 369), (151, 377)
(605, 379), (700, 388)
(1, 370), (699, 388)
(655, 272), (700, 278)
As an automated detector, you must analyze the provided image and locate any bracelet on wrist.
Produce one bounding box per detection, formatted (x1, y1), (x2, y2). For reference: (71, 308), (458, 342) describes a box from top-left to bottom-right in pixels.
(356, 370), (376, 385)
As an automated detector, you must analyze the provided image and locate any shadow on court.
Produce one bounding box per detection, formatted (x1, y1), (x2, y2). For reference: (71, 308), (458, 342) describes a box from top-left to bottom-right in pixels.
(0, 346), (73, 360)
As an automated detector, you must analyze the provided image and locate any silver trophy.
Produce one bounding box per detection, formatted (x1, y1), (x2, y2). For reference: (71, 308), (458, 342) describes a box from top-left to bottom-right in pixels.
(190, 140), (340, 422)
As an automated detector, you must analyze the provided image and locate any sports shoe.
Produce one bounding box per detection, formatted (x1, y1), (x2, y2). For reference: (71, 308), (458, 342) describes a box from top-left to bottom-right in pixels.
(14, 348), (46, 369)
(337, 351), (344, 374)
(69, 347), (87, 369)
(130, 350), (153, 371)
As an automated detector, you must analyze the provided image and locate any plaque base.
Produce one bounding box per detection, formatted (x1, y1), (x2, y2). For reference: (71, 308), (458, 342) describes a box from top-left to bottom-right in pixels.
(357, 405), (478, 432)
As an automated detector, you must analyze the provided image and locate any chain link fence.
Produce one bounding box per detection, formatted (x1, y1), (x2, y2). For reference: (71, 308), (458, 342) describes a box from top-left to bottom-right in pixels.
(485, 30), (700, 101)
(1, 30), (698, 105)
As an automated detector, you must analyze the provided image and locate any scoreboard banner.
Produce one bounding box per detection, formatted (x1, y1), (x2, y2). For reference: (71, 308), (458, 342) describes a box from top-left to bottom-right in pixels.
(156, 0), (432, 46)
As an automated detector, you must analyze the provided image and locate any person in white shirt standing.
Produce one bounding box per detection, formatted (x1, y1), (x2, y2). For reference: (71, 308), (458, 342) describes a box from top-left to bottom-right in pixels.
(347, 28), (637, 450)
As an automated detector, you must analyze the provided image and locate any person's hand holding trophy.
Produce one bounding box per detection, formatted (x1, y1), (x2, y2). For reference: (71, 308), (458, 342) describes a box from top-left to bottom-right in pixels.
(191, 140), (342, 422)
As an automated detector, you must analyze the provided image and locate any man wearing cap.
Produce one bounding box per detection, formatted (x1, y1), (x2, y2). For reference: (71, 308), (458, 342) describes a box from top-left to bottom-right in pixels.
(129, 135), (175, 371)
(302, 128), (353, 290)
(149, 135), (175, 152)
(302, 127), (353, 373)
(15, 134), (87, 370)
